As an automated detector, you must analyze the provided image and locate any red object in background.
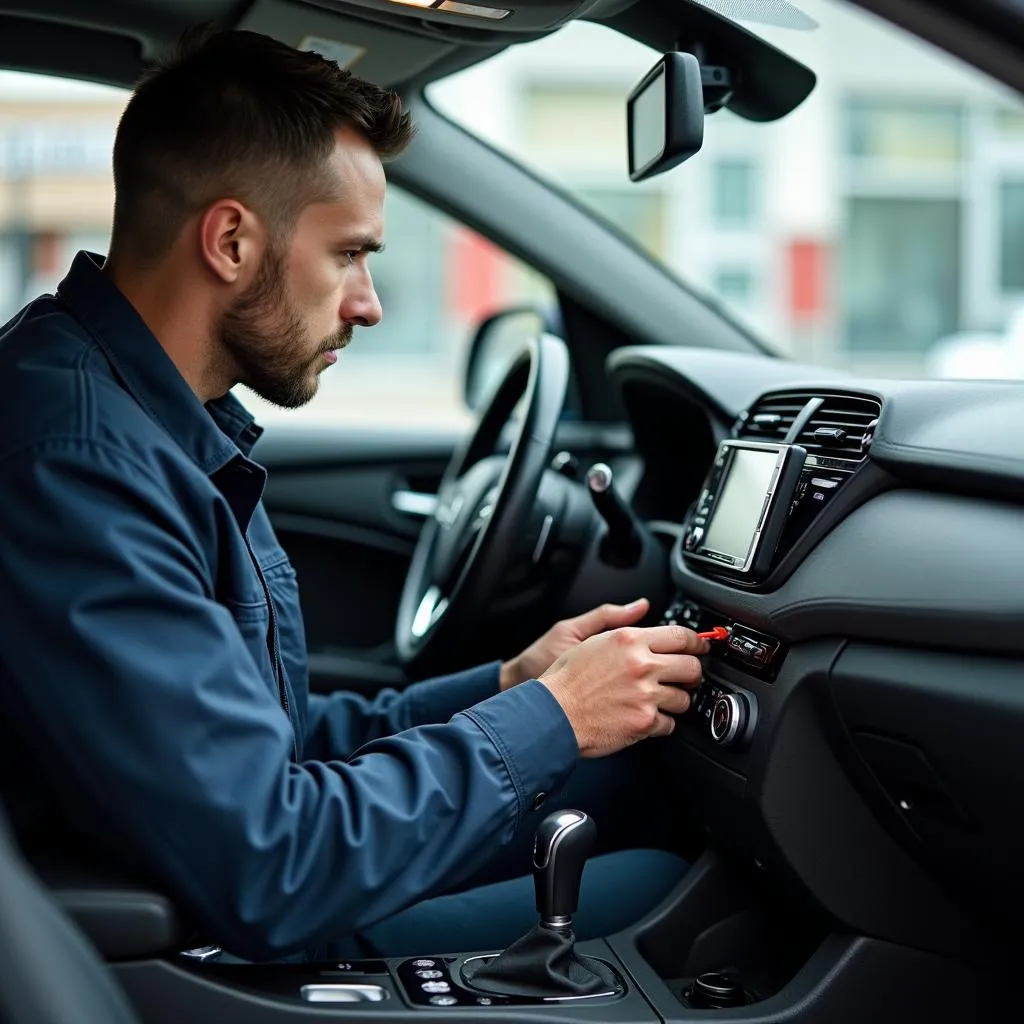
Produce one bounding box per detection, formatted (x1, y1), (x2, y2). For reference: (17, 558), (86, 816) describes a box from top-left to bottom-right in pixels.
(35, 231), (62, 275)
(448, 227), (505, 323)
(788, 239), (827, 321)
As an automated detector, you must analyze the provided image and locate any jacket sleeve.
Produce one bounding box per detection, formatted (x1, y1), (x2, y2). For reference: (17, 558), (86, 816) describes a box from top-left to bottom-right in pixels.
(302, 663), (503, 762)
(0, 440), (579, 960)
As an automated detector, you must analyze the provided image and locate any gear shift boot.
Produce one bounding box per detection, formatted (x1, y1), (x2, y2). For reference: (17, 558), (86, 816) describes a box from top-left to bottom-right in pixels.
(460, 809), (623, 1000)
(461, 923), (620, 998)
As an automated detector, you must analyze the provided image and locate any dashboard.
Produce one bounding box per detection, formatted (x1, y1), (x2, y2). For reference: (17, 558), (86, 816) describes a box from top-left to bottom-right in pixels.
(606, 344), (1024, 965)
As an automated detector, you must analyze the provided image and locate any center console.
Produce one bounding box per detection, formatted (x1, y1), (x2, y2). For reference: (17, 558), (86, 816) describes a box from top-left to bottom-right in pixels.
(104, 812), (1010, 1024)
(54, 742), (1013, 1023)
(110, 808), (661, 1022)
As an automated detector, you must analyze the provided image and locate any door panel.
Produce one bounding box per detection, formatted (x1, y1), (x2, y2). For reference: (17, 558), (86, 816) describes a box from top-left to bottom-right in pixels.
(256, 426), (462, 695)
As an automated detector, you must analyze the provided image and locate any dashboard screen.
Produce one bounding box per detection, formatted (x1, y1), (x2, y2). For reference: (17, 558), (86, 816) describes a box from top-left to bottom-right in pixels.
(702, 447), (781, 563)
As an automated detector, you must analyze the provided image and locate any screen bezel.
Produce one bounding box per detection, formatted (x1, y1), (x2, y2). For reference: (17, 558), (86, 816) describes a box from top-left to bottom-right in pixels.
(688, 440), (803, 577)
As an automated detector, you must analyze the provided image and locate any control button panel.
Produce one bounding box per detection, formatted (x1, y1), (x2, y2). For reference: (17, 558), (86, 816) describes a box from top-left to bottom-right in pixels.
(710, 693), (746, 746)
(660, 597), (785, 683)
(693, 681), (756, 749)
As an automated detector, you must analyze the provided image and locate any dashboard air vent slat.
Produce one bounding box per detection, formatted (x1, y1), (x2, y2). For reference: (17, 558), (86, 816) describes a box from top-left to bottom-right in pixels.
(796, 395), (882, 463)
(735, 392), (814, 440)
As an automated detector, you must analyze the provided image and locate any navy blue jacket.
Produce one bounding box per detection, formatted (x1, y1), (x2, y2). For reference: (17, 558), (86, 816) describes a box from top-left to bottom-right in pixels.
(0, 252), (578, 959)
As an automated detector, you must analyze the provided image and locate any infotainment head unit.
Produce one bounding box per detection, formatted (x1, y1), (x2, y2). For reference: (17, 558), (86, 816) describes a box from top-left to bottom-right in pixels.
(683, 440), (806, 579)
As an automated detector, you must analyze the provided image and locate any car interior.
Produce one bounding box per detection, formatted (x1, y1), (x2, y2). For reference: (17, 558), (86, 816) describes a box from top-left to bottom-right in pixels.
(1, 0), (1023, 1022)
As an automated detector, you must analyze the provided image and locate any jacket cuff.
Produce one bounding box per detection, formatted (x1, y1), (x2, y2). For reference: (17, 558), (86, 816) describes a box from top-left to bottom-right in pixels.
(457, 679), (580, 831)
(404, 661), (503, 727)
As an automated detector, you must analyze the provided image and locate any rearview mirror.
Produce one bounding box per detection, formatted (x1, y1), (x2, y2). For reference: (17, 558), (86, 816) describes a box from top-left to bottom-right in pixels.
(627, 52), (704, 182)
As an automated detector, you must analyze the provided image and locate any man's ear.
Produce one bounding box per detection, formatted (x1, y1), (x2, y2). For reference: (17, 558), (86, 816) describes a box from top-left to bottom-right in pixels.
(198, 200), (263, 285)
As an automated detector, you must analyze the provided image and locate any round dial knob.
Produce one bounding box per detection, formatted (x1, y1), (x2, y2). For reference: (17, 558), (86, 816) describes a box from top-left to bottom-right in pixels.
(710, 693), (746, 746)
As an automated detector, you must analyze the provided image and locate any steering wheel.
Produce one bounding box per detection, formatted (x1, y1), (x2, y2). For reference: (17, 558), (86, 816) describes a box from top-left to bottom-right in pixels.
(395, 333), (570, 667)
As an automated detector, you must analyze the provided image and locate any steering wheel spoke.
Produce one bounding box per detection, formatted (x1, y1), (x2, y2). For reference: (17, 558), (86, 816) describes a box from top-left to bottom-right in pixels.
(410, 585), (450, 640)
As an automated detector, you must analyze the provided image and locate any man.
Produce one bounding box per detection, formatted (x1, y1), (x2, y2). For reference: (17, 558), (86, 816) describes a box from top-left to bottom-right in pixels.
(0, 27), (707, 961)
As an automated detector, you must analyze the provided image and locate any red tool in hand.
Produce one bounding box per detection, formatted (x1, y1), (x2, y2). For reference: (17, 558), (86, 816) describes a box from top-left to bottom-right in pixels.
(697, 626), (731, 641)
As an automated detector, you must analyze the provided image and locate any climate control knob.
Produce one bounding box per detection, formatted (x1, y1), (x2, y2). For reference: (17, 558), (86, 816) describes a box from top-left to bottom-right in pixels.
(710, 693), (747, 746)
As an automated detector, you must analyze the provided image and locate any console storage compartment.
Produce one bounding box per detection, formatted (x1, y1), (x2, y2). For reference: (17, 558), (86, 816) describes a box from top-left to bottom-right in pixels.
(607, 848), (1013, 1022)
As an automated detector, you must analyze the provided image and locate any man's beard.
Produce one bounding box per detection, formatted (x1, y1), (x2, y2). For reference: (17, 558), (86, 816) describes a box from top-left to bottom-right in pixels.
(218, 245), (351, 409)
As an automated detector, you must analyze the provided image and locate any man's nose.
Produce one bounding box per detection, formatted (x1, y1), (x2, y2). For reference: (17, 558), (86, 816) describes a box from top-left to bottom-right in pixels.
(341, 265), (382, 328)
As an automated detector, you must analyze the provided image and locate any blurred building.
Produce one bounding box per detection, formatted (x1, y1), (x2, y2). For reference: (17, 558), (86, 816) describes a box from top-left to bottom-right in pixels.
(433, 0), (1024, 379)
(0, 73), (118, 317)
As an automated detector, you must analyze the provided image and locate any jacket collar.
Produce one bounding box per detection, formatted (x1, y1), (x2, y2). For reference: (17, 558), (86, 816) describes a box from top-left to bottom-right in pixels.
(56, 251), (264, 472)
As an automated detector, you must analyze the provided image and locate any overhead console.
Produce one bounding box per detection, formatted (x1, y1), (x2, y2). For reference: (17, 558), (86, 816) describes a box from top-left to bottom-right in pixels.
(681, 390), (882, 586)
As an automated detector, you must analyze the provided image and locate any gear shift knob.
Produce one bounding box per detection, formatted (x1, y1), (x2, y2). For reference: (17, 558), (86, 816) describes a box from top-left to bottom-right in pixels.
(532, 810), (596, 929)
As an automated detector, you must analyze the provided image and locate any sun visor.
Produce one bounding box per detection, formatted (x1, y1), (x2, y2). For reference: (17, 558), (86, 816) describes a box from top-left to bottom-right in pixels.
(237, 0), (469, 84)
(245, 0), (613, 39)
(239, 0), (815, 121)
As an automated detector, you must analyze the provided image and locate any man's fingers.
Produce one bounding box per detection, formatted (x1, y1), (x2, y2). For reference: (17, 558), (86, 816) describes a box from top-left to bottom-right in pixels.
(655, 685), (692, 716)
(572, 598), (649, 637)
(652, 653), (704, 687)
(644, 624), (710, 656)
(647, 712), (677, 739)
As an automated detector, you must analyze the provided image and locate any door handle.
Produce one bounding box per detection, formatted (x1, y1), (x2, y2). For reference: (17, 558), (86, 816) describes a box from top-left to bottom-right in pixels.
(391, 490), (438, 518)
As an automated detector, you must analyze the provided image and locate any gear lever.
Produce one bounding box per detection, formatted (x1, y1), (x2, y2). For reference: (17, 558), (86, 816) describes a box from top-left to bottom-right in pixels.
(533, 810), (596, 930)
(586, 463), (643, 567)
(461, 810), (621, 1000)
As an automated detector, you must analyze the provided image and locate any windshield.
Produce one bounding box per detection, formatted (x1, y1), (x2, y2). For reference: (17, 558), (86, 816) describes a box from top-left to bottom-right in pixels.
(429, 0), (1024, 380)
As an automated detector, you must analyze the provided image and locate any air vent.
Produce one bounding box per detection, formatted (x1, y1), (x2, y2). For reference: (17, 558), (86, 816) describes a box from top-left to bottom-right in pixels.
(796, 394), (882, 463)
(735, 392), (814, 440)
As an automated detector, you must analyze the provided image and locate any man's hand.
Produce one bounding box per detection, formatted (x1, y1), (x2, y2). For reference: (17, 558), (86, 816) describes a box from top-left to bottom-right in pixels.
(499, 599), (651, 691)
(538, 624), (709, 757)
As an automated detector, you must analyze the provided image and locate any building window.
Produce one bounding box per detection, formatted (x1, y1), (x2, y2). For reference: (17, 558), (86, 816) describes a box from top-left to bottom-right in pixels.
(712, 158), (757, 228)
(842, 196), (961, 353)
(846, 100), (963, 163)
(712, 265), (756, 303)
(999, 180), (1024, 291)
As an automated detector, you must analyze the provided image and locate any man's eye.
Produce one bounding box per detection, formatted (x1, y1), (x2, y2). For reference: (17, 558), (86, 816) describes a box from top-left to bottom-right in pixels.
(341, 251), (359, 265)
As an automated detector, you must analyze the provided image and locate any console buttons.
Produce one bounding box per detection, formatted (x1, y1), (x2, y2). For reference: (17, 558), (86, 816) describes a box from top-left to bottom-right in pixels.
(416, 970), (443, 979)
(693, 683), (711, 716)
(710, 694), (747, 747)
(429, 995), (458, 1006)
(412, 960), (436, 968)
(421, 981), (451, 994)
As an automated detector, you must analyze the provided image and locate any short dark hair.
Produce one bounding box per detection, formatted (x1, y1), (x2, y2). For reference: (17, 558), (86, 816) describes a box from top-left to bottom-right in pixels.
(110, 25), (414, 265)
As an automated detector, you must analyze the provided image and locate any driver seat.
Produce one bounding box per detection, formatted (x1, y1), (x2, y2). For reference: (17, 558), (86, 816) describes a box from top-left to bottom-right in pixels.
(0, 805), (139, 1024)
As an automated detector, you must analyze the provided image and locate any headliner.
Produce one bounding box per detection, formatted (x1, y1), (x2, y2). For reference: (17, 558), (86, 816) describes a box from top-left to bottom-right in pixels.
(0, 0), (1018, 103)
